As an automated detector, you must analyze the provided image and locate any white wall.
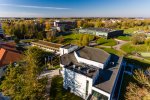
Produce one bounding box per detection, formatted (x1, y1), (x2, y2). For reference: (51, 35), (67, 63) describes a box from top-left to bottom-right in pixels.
(63, 68), (93, 99)
(60, 45), (78, 55)
(74, 52), (104, 69)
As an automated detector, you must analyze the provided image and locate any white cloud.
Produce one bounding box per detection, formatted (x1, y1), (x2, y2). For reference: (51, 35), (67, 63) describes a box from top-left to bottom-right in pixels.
(0, 4), (70, 10)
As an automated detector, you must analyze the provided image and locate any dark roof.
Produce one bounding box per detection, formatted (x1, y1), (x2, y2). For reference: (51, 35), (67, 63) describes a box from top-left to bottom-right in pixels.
(65, 64), (99, 78)
(61, 44), (77, 49)
(94, 55), (123, 93)
(76, 47), (110, 64)
(82, 28), (114, 33)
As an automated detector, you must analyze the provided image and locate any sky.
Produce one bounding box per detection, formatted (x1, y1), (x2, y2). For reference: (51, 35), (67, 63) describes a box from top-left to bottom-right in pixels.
(0, 0), (150, 17)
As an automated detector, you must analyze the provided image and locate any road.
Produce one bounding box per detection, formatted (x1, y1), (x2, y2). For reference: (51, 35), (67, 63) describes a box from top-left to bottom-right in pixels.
(113, 39), (128, 52)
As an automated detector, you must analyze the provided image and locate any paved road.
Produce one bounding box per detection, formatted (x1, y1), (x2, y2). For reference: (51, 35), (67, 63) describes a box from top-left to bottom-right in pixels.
(39, 69), (60, 100)
(113, 39), (128, 52)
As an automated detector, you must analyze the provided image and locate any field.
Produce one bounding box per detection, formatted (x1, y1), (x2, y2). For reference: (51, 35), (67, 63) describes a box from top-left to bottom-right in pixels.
(116, 36), (131, 41)
(121, 42), (150, 54)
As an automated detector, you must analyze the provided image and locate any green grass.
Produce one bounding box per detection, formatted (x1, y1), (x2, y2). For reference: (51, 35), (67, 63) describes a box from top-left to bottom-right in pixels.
(121, 43), (150, 54)
(124, 57), (150, 70)
(96, 38), (117, 46)
(96, 47), (123, 56)
(117, 36), (131, 41)
(50, 76), (82, 100)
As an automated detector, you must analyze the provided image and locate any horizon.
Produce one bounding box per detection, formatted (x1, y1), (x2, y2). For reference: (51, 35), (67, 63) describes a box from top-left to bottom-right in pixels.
(0, 0), (150, 17)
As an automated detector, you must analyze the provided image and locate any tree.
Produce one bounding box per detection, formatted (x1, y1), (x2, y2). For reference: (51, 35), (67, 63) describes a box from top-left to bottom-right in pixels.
(132, 33), (146, 45)
(126, 83), (150, 100)
(125, 69), (150, 100)
(1, 47), (49, 100)
(45, 21), (51, 31)
(82, 35), (89, 46)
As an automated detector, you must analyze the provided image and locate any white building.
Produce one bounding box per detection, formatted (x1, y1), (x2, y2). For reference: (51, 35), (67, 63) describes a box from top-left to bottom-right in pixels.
(60, 45), (124, 100)
(31, 40), (62, 54)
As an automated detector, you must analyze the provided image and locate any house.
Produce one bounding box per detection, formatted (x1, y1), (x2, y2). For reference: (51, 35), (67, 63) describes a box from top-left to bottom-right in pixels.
(79, 28), (124, 39)
(60, 44), (124, 100)
(31, 40), (62, 54)
(0, 42), (22, 78)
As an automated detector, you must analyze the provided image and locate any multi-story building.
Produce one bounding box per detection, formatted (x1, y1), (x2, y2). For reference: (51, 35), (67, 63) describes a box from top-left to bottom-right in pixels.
(60, 44), (124, 100)
(54, 20), (77, 31)
(0, 23), (4, 38)
(79, 28), (124, 39)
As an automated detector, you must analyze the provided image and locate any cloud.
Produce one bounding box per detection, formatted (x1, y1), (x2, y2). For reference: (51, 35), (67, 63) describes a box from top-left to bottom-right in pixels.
(0, 4), (70, 10)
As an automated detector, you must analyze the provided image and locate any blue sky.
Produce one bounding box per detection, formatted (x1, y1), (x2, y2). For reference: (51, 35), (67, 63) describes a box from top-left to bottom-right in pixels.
(0, 0), (150, 17)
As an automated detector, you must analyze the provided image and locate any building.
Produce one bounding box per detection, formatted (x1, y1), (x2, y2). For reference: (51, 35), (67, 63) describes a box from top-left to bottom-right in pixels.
(0, 23), (4, 38)
(79, 28), (124, 39)
(0, 42), (22, 78)
(54, 20), (77, 31)
(60, 44), (124, 100)
(31, 40), (62, 53)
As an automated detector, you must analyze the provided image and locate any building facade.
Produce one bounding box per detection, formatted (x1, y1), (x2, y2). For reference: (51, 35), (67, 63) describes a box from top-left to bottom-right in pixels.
(79, 28), (124, 39)
(0, 23), (4, 38)
(54, 20), (77, 31)
(60, 45), (124, 100)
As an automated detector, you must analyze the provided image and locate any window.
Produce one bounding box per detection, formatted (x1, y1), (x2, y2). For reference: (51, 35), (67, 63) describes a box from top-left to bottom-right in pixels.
(86, 80), (89, 96)
(92, 90), (108, 100)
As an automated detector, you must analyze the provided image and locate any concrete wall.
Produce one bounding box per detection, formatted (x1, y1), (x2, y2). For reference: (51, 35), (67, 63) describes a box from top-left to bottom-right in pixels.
(60, 45), (78, 55)
(63, 68), (93, 99)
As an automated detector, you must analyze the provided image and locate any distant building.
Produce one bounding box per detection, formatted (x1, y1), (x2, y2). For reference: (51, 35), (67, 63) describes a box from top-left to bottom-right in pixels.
(0, 23), (4, 38)
(79, 28), (124, 39)
(60, 44), (124, 100)
(0, 42), (22, 78)
(54, 20), (77, 31)
(31, 40), (62, 54)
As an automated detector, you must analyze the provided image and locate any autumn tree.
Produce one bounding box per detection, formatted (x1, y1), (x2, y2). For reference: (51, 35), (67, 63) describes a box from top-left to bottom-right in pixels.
(1, 47), (49, 100)
(132, 33), (146, 45)
(125, 69), (150, 100)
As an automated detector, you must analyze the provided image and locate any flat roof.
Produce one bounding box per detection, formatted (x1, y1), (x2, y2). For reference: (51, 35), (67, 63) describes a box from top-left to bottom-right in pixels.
(61, 44), (77, 49)
(94, 55), (123, 93)
(81, 28), (114, 33)
(65, 64), (99, 78)
(31, 40), (62, 49)
(60, 46), (110, 77)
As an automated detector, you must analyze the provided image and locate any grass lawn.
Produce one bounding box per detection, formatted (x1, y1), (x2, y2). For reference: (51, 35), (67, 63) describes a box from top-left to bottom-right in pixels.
(124, 57), (150, 70)
(96, 47), (123, 56)
(116, 36), (131, 41)
(96, 38), (117, 46)
(50, 76), (83, 100)
(121, 42), (150, 54)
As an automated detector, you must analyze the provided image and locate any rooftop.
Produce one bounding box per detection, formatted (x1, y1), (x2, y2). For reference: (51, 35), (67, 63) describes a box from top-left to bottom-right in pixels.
(76, 46), (110, 64)
(81, 28), (114, 33)
(31, 40), (62, 49)
(61, 44), (77, 49)
(65, 63), (99, 78)
(94, 55), (123, 93)
(0, 42), (22, 67)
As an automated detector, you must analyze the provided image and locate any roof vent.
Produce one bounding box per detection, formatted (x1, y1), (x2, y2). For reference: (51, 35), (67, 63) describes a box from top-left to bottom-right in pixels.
(78, 67), (81, 70)
(86, 69), (90, 74)
(73, 65), (76, 69)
